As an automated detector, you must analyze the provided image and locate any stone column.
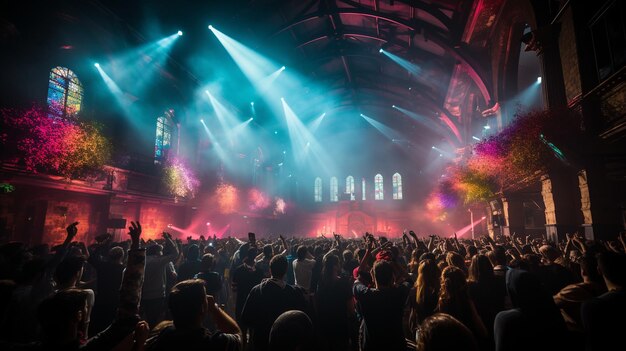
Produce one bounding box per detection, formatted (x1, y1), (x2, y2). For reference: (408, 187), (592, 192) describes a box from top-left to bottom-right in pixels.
(501, 196), (525, 237)
(486, 203), (495, 239)
(578, 170), (594, 240)
(501, 197), (510, 237)
(540, 172), (580, 242)
(577, 167), (624, 240)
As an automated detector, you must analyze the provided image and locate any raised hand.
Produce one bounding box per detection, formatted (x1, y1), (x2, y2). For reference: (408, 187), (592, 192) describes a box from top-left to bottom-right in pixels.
(128, 221), (142, 249)
(134, 320), (149, 347)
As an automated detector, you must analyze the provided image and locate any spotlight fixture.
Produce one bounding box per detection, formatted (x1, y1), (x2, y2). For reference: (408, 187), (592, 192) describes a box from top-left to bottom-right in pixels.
(537, 76), (542, 84)
(94, 63), (100, 68)
(431, 146), (436, 149)
(280, 66), (286, 71)
(177, 30), (183, 36)
(200, 119), (204, 123)
(280, 97), (285, 101)
(392, 105), (396, 108)
(250, 117), (254, 121)
(484, 125), (491, 130)
(274, 131), (278, 134)
(250, 102), (254, 106)
(208, 25), (214, 30)
(205, 90), (209, 94)
(379, 48), (384, 53)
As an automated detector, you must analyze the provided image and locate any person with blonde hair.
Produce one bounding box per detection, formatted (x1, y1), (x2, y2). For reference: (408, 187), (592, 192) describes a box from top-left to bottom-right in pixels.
(408, 259), (440, 335)
(437, 266), (487, 342)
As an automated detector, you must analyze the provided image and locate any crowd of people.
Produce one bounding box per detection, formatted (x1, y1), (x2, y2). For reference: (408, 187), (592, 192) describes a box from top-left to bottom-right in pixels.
(0, 221), (624, 350)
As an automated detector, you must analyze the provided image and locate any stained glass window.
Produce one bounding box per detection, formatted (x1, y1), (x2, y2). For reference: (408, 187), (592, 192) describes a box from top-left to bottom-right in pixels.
(375, 174), (384, 200)
(47, 67), (83, 118)
(314, 177), (322, 202)
(393, 172), (403, 200)
(362, 178), (366, 200)
(346, 176), (355, 201)
(155, 109), (175, 164)
(330, 177), (338, 202)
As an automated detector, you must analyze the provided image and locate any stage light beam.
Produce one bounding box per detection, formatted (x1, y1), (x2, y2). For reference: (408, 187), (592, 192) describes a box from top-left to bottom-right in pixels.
(308, 112), (326, 134)
(281, 98), (333, 173)
(360, 113), (401, 141)
(393, 105), (458, 146)
(258, 66), (286, 92)
(380, 49), (421, 76)
(200, 119), (229, 166)
(210, 26), (279, 92)
(94, 64), (126, 103)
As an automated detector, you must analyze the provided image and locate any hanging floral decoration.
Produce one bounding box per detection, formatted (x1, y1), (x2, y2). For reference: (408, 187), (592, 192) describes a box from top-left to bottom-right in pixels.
(428, 108), (581, 218)
(163, 157), (200, 198)
(1, 105), (111, 178)
(214, 182), (239, 214)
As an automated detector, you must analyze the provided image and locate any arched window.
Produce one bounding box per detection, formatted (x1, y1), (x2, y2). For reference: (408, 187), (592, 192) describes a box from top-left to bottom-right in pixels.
(374, 174), (384, 200)
(330, 177), (338, 202)
(362, 178), (366, 200)
(346, 176), (355, 201)
(155, 109), (176, 164)
(47, 67), (83, 118)
(393, 172), (403, 200)
(314, 177), (322, 202)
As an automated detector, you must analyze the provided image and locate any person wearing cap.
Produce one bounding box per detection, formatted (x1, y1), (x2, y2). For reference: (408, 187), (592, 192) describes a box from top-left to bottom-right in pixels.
(353, 240), (410, 351)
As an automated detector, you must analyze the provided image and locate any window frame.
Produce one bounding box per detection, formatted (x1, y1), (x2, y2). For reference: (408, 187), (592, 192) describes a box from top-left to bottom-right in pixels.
(314, 177), (322, 202)
(374, 174), (384, 200)
(47, 66), (83, 118)
(392, 172), (403, 200)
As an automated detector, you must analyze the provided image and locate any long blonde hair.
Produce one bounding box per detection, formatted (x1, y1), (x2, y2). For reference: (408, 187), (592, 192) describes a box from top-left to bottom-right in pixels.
(415, 259), (441, 304)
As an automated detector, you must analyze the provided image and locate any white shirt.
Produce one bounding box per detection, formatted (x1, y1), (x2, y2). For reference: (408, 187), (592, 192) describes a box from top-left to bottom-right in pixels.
(292, 258), (316, 291)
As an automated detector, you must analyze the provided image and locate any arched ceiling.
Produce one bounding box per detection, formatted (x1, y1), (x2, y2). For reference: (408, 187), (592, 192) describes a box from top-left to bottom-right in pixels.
(221, 0), (498, 145)
(93, 0), (507, 146)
